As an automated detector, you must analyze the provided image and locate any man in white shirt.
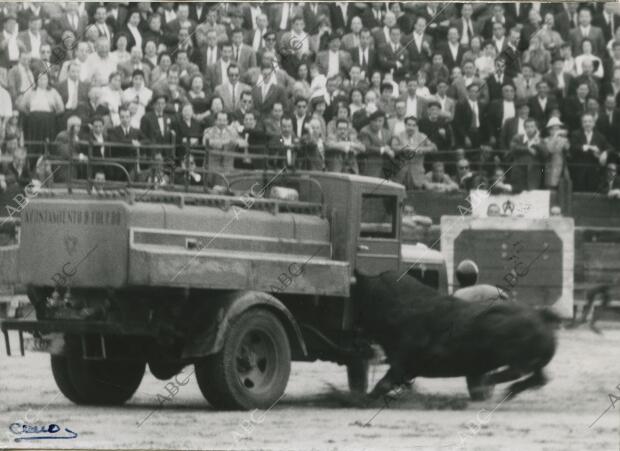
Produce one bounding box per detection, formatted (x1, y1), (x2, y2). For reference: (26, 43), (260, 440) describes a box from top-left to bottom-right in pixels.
(19, 16), (46, 59)
(83, 37), (117, 86)
(459, 4), (475, 46)
(251, 14), (269, 52)
(403, 77), (427, 119)
(2, 15), (20, 67)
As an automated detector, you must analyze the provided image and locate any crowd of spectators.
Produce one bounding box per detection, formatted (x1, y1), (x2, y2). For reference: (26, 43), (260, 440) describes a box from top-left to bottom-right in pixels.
(0, 2), (619, 198)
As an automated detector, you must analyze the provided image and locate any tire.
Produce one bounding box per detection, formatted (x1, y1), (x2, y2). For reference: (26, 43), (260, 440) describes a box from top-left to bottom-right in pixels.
(467, 374), (495, 401)
(347, 359), (369, 394)
(65, 358), (145, 405)
(195, 309), (291, 410)
(50, 355), (82, 404)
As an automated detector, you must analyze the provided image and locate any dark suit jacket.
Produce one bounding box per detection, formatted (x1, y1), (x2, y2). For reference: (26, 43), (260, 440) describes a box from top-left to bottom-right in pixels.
(569, 128), (609, 191)
(528, 96), (558, 129)
(486, 73), (510, 102)
(251, 83), (288, 115)
(351, 47), (378, 78)
(378, 43), (410, 74)
(568, 26), (606, 58)
(596, 109), (620, 151)
(55, 79), (90, 110)
(302, 3), (330, 34)
(453, 100), (487, 147)
(440, 43), (466, 71)
(47, 12), (88, 43)
(189, 4), (209, 23)
(140, 112), (175, 146)
(487, 99), (513, 145)
(543, 71), (573, 102)
(594, 12), (620, 42)
(499, 44), (521, 78)
(562, 96), (589, 131)
(404, 33), (433, 71)
(291, 114), (311, 139)
(329, 4), (359, 33)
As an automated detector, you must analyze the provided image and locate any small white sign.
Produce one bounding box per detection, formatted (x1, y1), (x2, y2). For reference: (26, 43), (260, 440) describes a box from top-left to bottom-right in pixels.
(470, 190), (550, 219)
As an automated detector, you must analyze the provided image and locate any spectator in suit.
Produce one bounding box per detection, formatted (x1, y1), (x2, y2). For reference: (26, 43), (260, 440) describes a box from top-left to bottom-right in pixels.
(544, 56), (573, 101)
(329, 3), (356, 34)
(489, 22), (508, 56)
(358, 110), (392, 177)
(317, 33), (352, 78)
(401, 76), (428, 122)
(569, 112), (610, 192)
(596, 93), (620, 152)
(164, 3), (195, 39)
(433, 79), (455, 122)
(563, 81), (591, 131)
(373, 11), (397, 49)
(486, 56), (509, 102)
(325, 118), (364, 173)
(450, 60), (489, 105)
(206, 42), (234, 90)
(173, 103), (203, 156)
(406, 16), (433, 73)
(599, 162), (620, 197)
(230, 28), (256, 75)
(291, 96), (311, 139)
(107, 105), (143, 175)
(251, 62), (288, 115)
(441, 27), (466, 72)
(350, 28), (376, 80)
(594, 3), (620, 44)
(528, 80), (557, 130)
(508, 117), (547, 192)
(487, 83), (516, 148)
(378, 26), (409, 76)
(482, 4), (512, 41)
(0, 14), (22, 69)
(513, 64), (541, 101)
(453, 82), (486, 149)
(454, 158), (487, 191)
(425, 161), (459, 192)
(214, 64), (249, 114)
(361, 3), (384, 31)
(17, 16), (50, 60)
(341, 16), (363, 52)
(569, 5), (606, 58)
(297, 116), (326, 171)
(501, 100), (531, 153)
(1, 146), (31, 192)
(498, 27), (521, 79)
(140, 94), (176, 150)
(543, 117), (570, 189)
(56, 61), (89, 125)
(452, 3), (478, 47)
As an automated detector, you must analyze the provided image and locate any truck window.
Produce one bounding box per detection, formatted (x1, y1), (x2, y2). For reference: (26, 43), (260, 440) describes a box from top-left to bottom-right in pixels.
(360, 194), (397, 239)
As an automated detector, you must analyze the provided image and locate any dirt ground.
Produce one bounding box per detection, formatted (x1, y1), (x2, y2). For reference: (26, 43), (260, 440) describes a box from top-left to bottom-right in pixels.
(1, 326), (619, 451)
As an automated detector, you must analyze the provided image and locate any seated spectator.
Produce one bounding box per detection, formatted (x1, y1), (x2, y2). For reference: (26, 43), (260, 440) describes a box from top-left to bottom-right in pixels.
(262, 102), (285, 139)
(392, 115), (437, 189)
(387, 99), (407, 137)
(174, 103), (203, 151)
(82, 37), (117, 86)
(523, 35), (551, 75)
(99, 72), (123, 126)
(489, 167), (513, 194)
(140, 152), (171, 188)
(297, 117), (326, 171)
(108, 106), (143, 177)
(325, 118), (364, 173)
(543, 117), (570, 190)
(140, 94), (175, 150)
(513, 64), (540, 101)
(454, 158), (487, 191)
(569, 112), (610, 192)
(596, 94), (620, 151)
(1, 146), (30, 192)
(174, 153), (202, 187)
(32, 154), (53, 189)
(501, 99), (530, 153)
(118, 47), (152, 88)
(575, 39), (604, 79)
(269, 116), (300, 169)
(599, 162), (620, 198)
(237, 110), (268, 170)
(203, 111), (240, 175)
(508, 117), (547, 192)
(418, 101), (453, 165)
(93, 171), (106, 194)
(213, 63), (250, 114)
(425, 161), (459, 192)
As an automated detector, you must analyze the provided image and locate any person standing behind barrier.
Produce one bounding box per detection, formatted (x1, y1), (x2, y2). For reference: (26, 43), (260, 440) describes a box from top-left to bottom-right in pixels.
(543, 117), (570, 189)
(569, 112), (610, 192)
(392, 115), (436, 190)
(297, 117), (325, 171)
(203, 111), (239, 176)
(358, 110), (391, 178)
(508, 117), (548, 192)
(325, 118), (364, 174)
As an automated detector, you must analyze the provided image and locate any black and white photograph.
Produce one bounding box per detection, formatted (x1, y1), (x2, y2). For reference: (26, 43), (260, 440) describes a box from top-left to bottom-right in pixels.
(1, 1), (620, 450)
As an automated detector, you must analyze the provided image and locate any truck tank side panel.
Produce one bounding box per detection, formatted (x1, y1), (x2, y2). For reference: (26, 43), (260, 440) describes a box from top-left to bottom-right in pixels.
(18, 200), (165, 288)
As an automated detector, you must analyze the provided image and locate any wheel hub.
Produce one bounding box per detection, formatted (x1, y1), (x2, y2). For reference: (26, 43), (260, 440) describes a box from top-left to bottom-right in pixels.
(235, 330), (276, 392)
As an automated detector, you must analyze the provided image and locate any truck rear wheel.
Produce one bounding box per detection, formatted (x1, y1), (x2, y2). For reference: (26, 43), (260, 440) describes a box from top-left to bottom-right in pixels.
(50, 356), (82, 404)
(195, 309), (291, 410)
(347, 359), (369, 394)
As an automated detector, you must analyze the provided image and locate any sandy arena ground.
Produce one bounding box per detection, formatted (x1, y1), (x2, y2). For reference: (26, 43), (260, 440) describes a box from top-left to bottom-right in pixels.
(1, 326), (619, 451)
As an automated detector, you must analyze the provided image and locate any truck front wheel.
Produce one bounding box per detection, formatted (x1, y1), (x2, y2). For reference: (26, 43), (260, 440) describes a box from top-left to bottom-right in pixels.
(195, 309), (291, 410)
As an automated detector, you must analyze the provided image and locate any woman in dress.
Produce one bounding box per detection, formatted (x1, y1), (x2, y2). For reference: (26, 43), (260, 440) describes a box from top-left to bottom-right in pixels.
(17, 72), (64, 151)
(150, 52), (173, 87)
(123, 10), (143, 52)
(203, 96), (224, 129)
(368, 70), (382, 98)
(349, 88), (364, 116)
(462, 36), (482, 64)
(294, 63), (312, 99)
(111, 33), (131, 66)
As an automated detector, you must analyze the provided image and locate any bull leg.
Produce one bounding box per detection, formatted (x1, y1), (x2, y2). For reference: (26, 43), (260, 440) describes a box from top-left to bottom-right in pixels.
(368, 363), (408, 400)
(482, 367), (525, 385)
(505, 368), (547, 400)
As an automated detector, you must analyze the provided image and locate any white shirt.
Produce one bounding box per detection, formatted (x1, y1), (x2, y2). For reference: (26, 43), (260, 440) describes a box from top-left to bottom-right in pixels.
(220, 59), (230, 84)
(127, 24), (142, 50)
(66, 78), (79, 109)
(494, 36), (505, 52)
(584, 130), (593, 145)
(252, 29), (265, 52)
(206, 46), (218, 65)
(291, 31), (309, 54)
(555, 72), (565, 89)
(0, 86), (12, 118)
(327, 50), (340, 78)
(503, 101), (515, 123)
(517, 117), (526, 136)
(448, 42), (459, 61)
(406, 96), (418, 117)
(83, 53), (117, 85)
(93, 133), (105, 157)
(338, 3), (348, 23)
(359, 47), (369, 66)
(3, 30), (18, 61)
(164, 9), (176, 23)
(538, 96), (547, 111)
(461, 19), (474, 45)
(468, 100), (479, 127)
(295, 115), (305, 137)
(413, 32), (424, 52)
(122, 85), (153, 122)
(279, 3), (291, 30)
(580, 25), (591, 38)
(28, 31), (41, 58)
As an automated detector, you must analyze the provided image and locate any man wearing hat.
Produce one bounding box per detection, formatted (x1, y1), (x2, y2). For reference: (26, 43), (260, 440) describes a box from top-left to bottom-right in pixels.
(358, 110), (392, 177)
(317, 32), (352, 78)
(543, 116), (569, 189)
(501, 98), (530, 151)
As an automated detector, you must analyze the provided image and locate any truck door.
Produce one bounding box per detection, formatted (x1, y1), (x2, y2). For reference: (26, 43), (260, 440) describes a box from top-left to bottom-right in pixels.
(356, 193), (401, 275)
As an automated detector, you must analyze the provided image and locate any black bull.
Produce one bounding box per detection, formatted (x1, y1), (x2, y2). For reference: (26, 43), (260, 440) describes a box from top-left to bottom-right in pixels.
(353, 271), (560, 400)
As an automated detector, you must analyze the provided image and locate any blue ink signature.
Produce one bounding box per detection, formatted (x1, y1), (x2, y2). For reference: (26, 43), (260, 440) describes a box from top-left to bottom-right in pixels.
(9, 422), (78, 442)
